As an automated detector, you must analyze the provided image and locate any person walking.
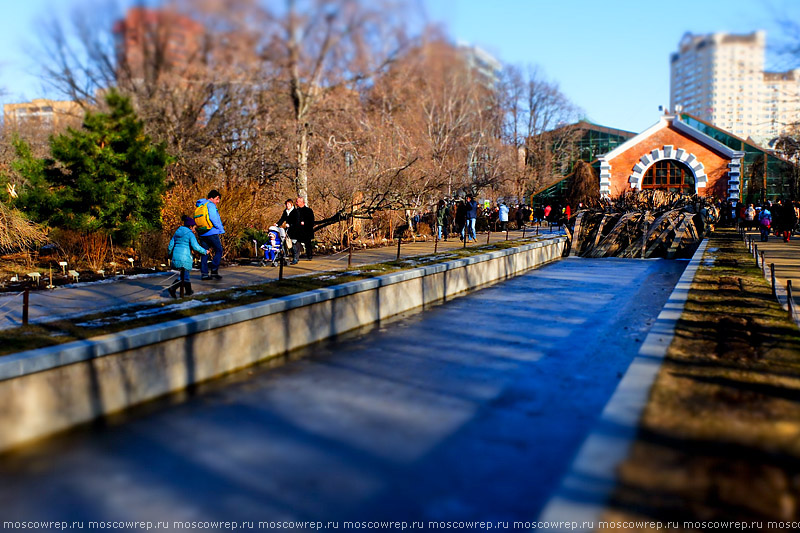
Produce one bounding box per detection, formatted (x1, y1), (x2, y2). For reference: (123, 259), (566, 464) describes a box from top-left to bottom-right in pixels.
(781, 199), (797, 242)
(465, 195), (478, 242)
(276, 198), (300, 264)
(436, 199), (450, 241)
(195, 189), (225, 280)
(454, 199), (467, 241)
(745, 204), (756, 230)
(758, 203), (772, 242)
(167, 215), (208, 298)
(295, 196), (315, 260)
(498, 202), (509, 232)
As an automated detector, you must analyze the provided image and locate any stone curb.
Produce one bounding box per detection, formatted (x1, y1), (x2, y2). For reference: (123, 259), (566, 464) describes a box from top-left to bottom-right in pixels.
(0, 238), (566, 382)
(537, 239), (709, 530)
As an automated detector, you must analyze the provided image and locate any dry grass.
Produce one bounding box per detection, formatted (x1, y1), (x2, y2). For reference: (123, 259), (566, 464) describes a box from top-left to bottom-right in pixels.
(600, 229), (800, 532)
(0, 203), (46, 253)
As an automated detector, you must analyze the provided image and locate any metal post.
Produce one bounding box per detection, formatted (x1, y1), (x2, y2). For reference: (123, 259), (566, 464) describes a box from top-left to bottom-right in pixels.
(486, 229), (490, 244)
(434, 229), (439, 254)
(279, 255), (284, 281)
(179, 268), (185, 298)
(754, 244), (758, 263)
(397, 232), (402, 260)
(788, 280), (795, 319)
(22, 290), (29, 326)
(771, 263), (776, 296)
(505, 226), (509, 241)
(522, 225), (526, 238)
(761, 251), (766, 276)
(348, 204), (354, 268)
(348, 241), (353, 268)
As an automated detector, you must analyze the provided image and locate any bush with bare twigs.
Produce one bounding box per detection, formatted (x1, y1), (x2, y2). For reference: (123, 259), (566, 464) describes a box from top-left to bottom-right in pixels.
(162, 181), (283, 260)
(0, 202), (47, 253)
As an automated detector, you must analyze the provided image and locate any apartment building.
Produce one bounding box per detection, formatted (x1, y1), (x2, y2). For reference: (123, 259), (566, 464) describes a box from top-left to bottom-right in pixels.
(670, 30), (800, 146)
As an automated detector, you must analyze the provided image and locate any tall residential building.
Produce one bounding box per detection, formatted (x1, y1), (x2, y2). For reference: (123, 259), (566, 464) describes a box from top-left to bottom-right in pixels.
(763, 68), (800, 141)
(670, 30), (800, 146)
(457, 43), (502, 86)
(670, 31), (767, 141)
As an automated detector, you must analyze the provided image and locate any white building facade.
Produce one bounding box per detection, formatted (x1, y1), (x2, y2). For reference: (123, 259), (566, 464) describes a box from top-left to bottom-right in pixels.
(670, 31), (800, 146)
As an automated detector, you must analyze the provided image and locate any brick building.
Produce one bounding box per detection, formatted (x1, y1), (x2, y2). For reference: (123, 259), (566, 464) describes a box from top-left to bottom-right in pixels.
(113, 7), (204, 82)
(598, 113), (744, 201)
(533, 113), (798, 205)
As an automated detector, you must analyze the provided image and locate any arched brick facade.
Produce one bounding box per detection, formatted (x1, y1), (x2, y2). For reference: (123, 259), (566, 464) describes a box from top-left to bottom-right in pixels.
(598, 116), (744, 200)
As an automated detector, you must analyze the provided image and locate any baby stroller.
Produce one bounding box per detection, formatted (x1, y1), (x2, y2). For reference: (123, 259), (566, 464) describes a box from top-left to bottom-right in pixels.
(260, 225), (288, 267)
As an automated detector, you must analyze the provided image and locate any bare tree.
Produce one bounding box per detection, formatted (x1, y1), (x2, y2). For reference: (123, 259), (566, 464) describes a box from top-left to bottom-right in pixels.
(500, 66), (582, 197)
(255, 0), (413, 200)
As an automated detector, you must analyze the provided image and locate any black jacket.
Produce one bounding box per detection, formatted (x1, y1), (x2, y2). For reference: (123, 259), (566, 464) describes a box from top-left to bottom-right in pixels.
(277, 208), (301, 240)
(295, 206), (315, 241)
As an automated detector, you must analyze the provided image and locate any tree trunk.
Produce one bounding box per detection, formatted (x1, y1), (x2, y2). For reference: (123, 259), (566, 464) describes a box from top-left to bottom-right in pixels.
(295, 121), (309, 200)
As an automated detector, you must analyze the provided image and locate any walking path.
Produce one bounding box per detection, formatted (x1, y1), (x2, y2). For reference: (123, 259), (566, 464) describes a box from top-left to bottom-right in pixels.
(740, 227), (800, 323)
(0, 227), (559, 330)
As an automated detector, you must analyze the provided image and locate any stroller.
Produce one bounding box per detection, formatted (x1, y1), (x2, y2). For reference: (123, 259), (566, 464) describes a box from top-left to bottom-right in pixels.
(260, 225), (289, 267)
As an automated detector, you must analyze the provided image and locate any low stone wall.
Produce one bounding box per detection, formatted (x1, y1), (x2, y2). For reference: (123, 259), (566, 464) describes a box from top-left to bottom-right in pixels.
(0, 237), (566, 452)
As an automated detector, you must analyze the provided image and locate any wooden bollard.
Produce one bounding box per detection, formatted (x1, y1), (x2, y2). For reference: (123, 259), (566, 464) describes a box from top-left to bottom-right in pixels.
(771, 263), (776, 296)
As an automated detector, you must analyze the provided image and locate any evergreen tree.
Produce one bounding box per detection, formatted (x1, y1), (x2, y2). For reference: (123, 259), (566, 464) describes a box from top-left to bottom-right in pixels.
(13, 90), (170, 245)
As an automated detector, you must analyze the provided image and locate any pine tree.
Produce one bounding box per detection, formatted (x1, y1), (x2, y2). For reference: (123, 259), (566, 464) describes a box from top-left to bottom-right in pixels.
(13, 90), (170, 245)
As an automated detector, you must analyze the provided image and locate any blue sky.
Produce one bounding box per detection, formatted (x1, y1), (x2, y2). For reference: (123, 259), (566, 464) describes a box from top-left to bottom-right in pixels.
(1, 0), (799, 132)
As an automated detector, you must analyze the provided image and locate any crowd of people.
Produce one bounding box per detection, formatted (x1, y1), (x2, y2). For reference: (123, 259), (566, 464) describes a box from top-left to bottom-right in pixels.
(414, 198), (572, 242)
(735, 199), (799, 243)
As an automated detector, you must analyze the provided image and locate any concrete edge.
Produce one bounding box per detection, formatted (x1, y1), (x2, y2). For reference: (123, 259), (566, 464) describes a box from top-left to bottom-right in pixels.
(537, 239), (709, 531)
(0, 237), (566, 382)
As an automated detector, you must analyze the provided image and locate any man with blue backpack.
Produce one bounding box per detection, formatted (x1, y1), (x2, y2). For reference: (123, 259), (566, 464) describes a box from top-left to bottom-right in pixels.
(194, 189), (225, 280)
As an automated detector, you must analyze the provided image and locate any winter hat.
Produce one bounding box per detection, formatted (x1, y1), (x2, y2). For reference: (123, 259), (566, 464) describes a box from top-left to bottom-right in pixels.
(183, 215), (196, 227)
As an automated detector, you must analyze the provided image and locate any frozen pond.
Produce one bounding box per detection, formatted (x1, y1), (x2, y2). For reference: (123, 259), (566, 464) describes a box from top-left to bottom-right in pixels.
(0, 257), (685, 530)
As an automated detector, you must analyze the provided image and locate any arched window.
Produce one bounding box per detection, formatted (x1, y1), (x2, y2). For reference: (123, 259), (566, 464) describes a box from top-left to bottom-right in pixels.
(642, 160), (695, 193)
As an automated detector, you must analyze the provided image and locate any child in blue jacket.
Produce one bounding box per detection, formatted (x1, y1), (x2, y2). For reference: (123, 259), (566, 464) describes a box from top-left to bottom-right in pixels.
(167, 216), (208, 297)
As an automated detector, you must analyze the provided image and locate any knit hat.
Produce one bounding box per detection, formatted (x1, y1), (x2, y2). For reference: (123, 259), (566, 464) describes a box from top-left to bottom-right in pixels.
(182, 215), (196, 227)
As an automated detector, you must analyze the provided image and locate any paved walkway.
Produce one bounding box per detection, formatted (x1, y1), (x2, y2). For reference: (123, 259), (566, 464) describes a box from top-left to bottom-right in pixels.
(0, 227), (559, 330)
(740, 227), (800, 321)
(0, 257), (685, 529)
